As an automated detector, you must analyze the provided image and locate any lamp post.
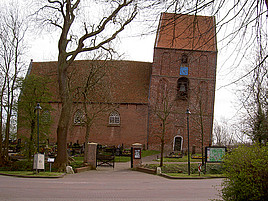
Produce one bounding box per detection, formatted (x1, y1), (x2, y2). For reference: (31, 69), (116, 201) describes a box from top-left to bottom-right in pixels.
(35, 103), (42, 153)
(186, 108), (191, 175)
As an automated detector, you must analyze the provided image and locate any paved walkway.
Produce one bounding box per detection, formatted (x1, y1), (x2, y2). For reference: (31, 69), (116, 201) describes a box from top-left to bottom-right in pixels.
(0, 155), (223, 201)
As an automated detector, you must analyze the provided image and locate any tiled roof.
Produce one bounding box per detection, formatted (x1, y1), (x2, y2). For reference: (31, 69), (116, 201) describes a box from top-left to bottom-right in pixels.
(29, 60), (152, 104)
(155, 13), (217, 52)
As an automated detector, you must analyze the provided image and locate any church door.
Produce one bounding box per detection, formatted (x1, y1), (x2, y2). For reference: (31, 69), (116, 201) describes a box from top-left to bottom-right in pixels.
(173, 136), (183, 151)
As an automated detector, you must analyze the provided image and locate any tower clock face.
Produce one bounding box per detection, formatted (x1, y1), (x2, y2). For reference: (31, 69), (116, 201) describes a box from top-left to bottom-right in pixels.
(180, 66), (188, 75)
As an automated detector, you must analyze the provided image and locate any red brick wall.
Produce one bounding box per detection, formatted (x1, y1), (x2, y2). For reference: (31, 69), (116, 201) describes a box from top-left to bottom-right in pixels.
(43, 103), (148, 149)
(17, 48), (216, 154)
(148, 48), (217, 153)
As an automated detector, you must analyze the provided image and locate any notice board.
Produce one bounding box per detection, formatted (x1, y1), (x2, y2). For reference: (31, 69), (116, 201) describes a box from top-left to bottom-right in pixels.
(205, 146), (227, 163)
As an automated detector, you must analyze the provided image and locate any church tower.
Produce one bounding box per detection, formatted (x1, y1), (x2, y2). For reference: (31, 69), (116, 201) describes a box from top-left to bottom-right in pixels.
(148, 13), (217, 154)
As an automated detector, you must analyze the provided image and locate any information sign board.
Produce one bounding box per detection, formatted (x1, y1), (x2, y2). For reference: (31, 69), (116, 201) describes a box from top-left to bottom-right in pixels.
(205, 146), (227, 163)
(33, 153), (45, 170)
(134, 148), (141, 159)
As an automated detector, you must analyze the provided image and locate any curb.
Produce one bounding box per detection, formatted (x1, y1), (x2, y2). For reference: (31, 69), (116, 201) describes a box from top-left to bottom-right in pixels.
(136, 167), (225, 179)
(160, 173), (226, 179)
(74, 166), (92, 173)
(136, 167), (156, 175)
(0, 172), (66, 178)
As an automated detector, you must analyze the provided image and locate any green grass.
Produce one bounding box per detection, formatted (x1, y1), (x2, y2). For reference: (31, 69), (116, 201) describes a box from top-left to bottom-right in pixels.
(0, 171), (64, 177)
(141, 150), (160, 157)
(115, 156), (130, 162)
(154, 155), (203, 162)
(72, 156), (83, 161)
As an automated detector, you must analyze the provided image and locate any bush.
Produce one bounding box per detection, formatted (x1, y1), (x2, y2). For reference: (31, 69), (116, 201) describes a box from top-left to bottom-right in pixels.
(70, 160), (84, 169)
(0, 160), (56, 171)
(221, 144), (268, 201)
(0, 160), (33, 171)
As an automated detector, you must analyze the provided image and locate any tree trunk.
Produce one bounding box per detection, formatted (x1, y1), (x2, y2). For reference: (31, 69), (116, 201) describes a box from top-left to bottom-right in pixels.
(83, 121), (91, 163)
(53, 60), (72, 171)
(28, 120), (35, 160)
(0, 98), (3, 166)
(160, 139), (164, 167)
(199, 100), (205, 166)
(4, 113), (11, 158)
(160, 121), (166, 167)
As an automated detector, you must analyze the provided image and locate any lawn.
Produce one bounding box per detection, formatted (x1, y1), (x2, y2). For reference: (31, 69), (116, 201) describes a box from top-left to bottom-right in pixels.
(154, 154), (203, 162)
(0, 171), (64, 177)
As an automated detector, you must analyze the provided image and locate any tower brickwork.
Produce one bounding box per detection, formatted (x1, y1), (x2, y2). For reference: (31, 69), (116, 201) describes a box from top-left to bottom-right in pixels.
(148, 13), (217, 153)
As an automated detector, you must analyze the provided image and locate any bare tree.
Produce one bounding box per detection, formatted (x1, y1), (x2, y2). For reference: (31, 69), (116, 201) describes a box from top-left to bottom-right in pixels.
(0, 5), (27, 165)
(236, 49), (268, 144)
(34, 0), (168, 170)
(150, 79), (174, 167)
(213, 119), (237, 146)
(72, 57), (115, 163)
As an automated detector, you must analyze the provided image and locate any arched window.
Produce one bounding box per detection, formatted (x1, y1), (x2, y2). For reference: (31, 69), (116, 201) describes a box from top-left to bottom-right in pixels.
(109, 111), (120, 125)
(177, 77), (189, 100)
(74, 110), (84, 125)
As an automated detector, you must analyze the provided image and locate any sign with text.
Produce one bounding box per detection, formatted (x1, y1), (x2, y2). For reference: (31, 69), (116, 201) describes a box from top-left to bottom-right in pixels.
(134, 148), (141, 159)
(47, 158), (55, 163)
(205, 146), (227, 163)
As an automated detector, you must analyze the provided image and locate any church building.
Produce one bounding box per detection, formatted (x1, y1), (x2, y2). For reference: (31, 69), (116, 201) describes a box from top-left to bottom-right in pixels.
(18, 13), (217, 153)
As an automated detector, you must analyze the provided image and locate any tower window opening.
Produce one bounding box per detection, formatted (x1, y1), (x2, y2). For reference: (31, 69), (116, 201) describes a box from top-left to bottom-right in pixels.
(177, 77), (189, 100)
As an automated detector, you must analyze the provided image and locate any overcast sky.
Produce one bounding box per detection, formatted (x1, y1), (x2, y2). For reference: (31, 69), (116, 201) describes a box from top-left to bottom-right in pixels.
(3, 0), (263, 124)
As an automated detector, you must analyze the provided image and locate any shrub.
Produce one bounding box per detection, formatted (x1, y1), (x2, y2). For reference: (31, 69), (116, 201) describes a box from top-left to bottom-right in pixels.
(70, 160), (84, 169)
(0, 160), (33, 171)
(0, 160), (56, 172)
(221, 144), (268, 201)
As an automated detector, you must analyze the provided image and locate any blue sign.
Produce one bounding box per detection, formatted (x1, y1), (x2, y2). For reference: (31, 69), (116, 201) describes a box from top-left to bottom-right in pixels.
(180, 67), (188, 75)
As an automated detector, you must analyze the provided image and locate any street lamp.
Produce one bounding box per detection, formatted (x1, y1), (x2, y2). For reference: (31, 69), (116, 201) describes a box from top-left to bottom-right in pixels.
(35, 103), (42, 153)
(186, 108), (191, 175)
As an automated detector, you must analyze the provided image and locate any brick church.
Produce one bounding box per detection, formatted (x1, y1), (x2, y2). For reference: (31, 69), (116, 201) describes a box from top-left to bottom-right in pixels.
(18, 13), (217, 153)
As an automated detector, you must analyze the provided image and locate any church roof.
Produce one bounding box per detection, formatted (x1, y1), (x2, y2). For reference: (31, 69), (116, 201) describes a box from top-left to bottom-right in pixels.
(29, 60), (152, 104)
(155, 13), (217, 52)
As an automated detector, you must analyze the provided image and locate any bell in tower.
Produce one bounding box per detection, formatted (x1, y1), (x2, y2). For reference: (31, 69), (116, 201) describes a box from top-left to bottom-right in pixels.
(179, 84), (186, 92)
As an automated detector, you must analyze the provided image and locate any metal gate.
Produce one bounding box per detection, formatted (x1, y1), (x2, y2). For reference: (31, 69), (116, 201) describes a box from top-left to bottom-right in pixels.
(96, 145), (115, 168)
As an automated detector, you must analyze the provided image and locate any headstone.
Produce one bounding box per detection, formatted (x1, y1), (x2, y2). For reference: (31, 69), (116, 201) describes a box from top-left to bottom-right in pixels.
(66, 166), (74, 174)
(156, 167), (162, 175)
